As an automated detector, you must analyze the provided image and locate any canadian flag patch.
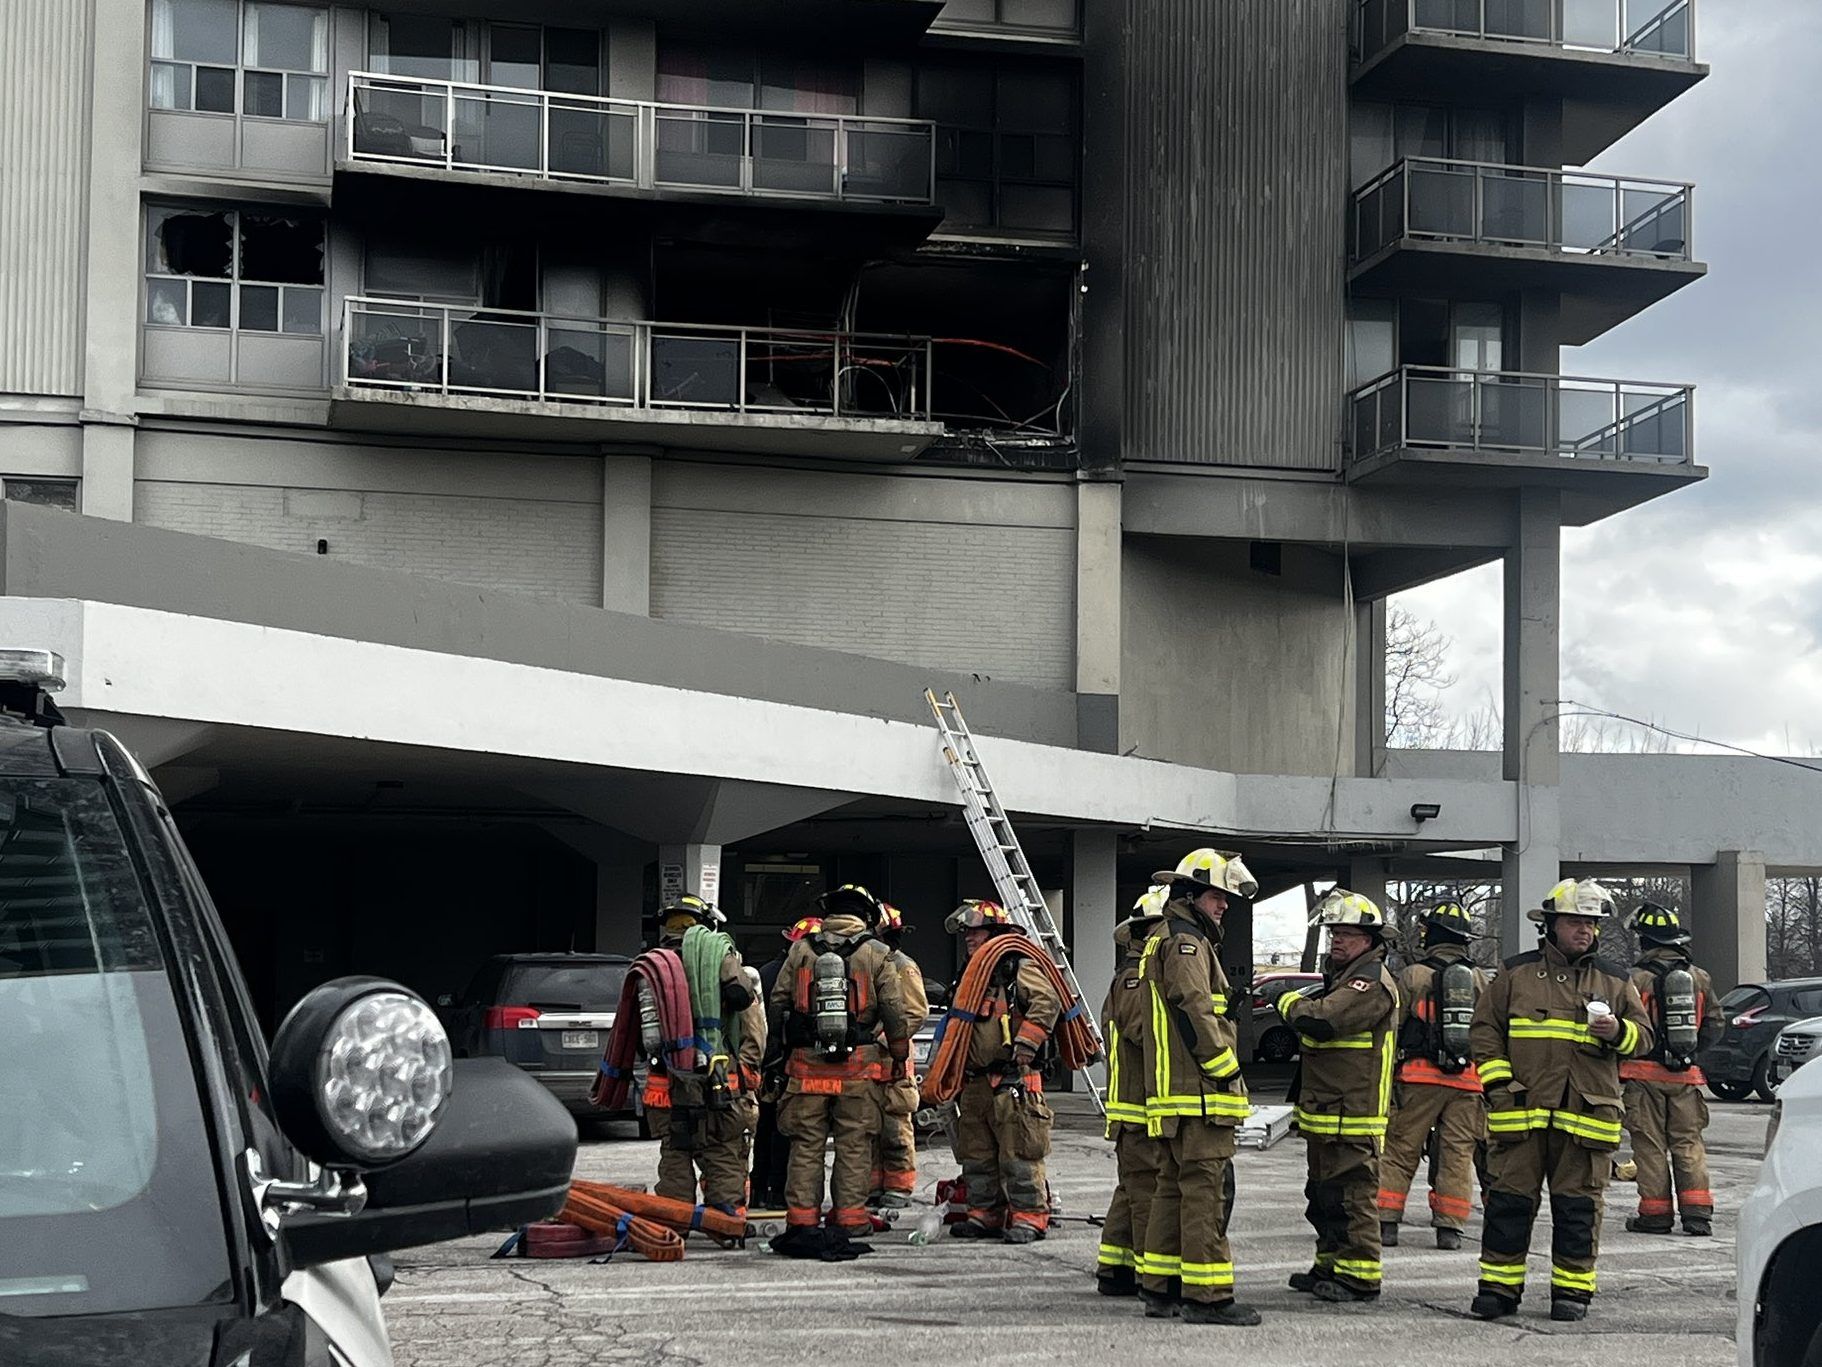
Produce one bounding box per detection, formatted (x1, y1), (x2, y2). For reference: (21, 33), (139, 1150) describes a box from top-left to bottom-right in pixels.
(1347, 978), (1373, 992)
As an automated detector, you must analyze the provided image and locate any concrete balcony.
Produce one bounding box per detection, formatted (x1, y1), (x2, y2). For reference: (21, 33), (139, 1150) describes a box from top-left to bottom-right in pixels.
(1349, 159), (1704, 344)
(1346, 365), (1704, 503)
(331, 297), (943, 460)
(335, 73), (944, 253)
(1351, 0), (1706, 163)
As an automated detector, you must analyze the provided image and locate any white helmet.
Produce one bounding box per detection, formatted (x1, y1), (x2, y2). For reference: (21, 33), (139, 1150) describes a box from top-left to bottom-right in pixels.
(1528, 878), (1616, 924)
(1150, 849), (1259, 899)
(1310, 888), (1386, 931)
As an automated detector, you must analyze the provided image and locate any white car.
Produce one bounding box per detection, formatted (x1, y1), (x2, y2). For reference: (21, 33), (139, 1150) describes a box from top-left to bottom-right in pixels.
(1769, 1016), (1822, 1089)
(1738, 1056), (1822, 1366)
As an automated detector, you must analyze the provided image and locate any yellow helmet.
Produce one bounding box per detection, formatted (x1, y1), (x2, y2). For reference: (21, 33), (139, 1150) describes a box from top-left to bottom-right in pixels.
(1632, 901), (1690, 946)
(1150, 848), (1259, 899)
(1133, 884), (1171, 918)
(1311, 888), (1385, 930)
(660, 894), (725, 934)
(1530, 878), (1616, 924)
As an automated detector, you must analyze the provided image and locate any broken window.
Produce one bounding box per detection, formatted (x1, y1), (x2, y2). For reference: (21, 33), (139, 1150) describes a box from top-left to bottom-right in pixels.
(145, 205), (323, 333)
(915, 58), (1078, 239)
(934, 0), (1078, 35)
(150, 0), (327, 120)
(0, 479), (79, 512)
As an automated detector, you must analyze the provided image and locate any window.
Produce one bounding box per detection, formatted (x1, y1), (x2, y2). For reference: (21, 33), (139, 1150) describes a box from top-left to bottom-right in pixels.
(150, 0), (327, 121)
(935, 0), (1078, 34)
(0, 480), (78, 512)
(915, 60), (1078, 238)
(658, 47), (859, 113)
(1791, 989), (1822, 1015)
(145, 206), (324, 334)
(1350, 102), (1513, 187)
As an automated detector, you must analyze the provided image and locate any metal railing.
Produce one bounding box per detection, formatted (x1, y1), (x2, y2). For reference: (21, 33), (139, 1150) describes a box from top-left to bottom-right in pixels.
(343, 72), (936, 205)
(1354, 0), (1694, 62)
(1351, 157), (1693, 264)
(1347, 365), (1694, 464)
(341, 297), (935, 422)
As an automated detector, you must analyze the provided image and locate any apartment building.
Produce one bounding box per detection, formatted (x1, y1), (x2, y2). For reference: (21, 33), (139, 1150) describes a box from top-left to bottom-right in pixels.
(0, 0), (1718, 1020)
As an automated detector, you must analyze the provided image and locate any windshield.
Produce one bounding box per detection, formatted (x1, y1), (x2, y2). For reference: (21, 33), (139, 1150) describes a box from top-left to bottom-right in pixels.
(0, 778), (233, 1317)
(1719, 987), (1771, 1015)
(503, 961), (628, 1010)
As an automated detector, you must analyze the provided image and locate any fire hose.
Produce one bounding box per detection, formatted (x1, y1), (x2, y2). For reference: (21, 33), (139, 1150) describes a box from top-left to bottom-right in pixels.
(591, 948), (696, 1111)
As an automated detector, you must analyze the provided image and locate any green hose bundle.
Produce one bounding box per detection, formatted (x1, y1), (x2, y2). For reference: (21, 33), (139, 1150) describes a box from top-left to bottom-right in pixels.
(681, 924), (742, 1060)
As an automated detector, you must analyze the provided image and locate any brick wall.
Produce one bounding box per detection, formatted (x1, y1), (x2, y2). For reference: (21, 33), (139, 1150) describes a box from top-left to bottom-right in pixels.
(134, 481), (602, 605)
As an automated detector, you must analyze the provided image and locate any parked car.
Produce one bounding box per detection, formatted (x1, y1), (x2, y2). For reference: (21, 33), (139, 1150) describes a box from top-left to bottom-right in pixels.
(1737, 1056), (1822, 1367)
(0, 648), (575, 1365)
(1701, 978), (1822, 1102)
(1770, 1016), (1822, 1090)
(441, 952), (633, 1121)
(1250, 971), (1323, 1063)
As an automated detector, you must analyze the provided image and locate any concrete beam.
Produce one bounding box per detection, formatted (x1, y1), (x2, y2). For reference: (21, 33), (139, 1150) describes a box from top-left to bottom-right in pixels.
(1501, 488), (1561, 953)
(1692, 851), (1768, 993)
(1354, 598), (1386, 778)
(601, 456), (652, 615)
(1075, 479), (1121, 752)
(1122, 473), (1513, 550)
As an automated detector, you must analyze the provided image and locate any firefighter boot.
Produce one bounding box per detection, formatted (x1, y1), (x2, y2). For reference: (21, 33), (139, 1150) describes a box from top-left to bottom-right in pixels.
(1003, 1224), (1040, 1245)
(1380, 1221), (1399, 1248)
(1141, 1289), (1179, 1319)
(1436, 1228), (1463, 1251)
(1313, 1279), (1378, 1304)
(1288, 1269), (1330, 1293)
(1683, 1216), (1712, 1237)
(1625, 1215), (1674, 1234)
(1550, 1299), (1588, 1322)
(1097, 1267), (1138, 1298)
(1470, 1292), (1518, 1321)
(1180, 1299), (1263, 1326)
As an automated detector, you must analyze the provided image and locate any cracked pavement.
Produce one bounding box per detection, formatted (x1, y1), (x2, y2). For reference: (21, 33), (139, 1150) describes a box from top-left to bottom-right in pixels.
(386, 1075), (1759, 1366)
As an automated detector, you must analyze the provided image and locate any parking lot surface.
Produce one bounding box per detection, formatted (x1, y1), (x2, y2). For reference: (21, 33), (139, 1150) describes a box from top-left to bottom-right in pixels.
(388, 1079), (1762, 1367)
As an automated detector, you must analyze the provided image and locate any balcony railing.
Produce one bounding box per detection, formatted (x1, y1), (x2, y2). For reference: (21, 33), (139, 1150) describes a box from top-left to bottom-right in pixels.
(1355, 0), (1694, 63)
(1351, 158), (1693, 264)
(1348, 366), (1693, 465)
(341, 297), (935, 422)
(344, 72), (936, 205)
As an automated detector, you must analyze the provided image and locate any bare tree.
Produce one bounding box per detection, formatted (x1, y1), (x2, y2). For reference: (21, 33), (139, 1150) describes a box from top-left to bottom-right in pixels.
(1767, 877), (1822, 979)
(1385, 606), (1457, 749)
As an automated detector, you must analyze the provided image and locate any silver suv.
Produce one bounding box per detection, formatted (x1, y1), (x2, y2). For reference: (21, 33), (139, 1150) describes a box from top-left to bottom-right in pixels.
(1771, 1016), (1822, 1089)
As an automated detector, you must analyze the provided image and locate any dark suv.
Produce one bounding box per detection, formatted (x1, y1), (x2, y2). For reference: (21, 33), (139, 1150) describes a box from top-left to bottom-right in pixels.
(1700, 977), (1822, 1102)
(443, 953), (632, 1119)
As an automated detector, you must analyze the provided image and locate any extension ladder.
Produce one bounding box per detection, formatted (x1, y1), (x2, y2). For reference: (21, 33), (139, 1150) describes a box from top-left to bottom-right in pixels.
(924, 689), (1107, 1116)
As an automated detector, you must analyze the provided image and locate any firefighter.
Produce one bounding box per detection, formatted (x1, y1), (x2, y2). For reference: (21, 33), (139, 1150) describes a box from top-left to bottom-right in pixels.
(1096, 884), (1170, 1296)
(750, 916), (820, 1211)
(768, 885), (912, 1235)
(1279, 889), (1400, 1303)
(944, 899), (1062, 1243)
(871, 902), (927, 1208)
(1377, 902), (1488, 1251)
(646, 895), (768, 1216)
(1621, 902), (1725, 1237)
(1470, 879), (1654, 1323)
(1135, 850), (1263, 1327)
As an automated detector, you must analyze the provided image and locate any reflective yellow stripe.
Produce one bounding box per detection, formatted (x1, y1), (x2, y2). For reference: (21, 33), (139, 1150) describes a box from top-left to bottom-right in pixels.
(1180, 1261), (1236, 1287)
(1551, 1111), (1623, 1143)
(1098, 1244), (1136, 1269)
(1616, 1018), (1640, 1054)
(1550, 1265), (1597, 1292)
(1294, 1107), (1388, 1138)
(1478, 1057), (1514, 1085)
(1479, 1260), (1528, 1287)
(1509, 1016), (1594, 1044)
(1150, 1093), (1252, 1119)
(1314, 1252), (1336, 1269)
(1303, 1034), (1375, 1050)
(1209, 993), (1228, 1014)
(1377, 1032), (1395, 1119)
(1333, 1258), (1382, 1282)
(1143, 938), (1169, 1138)
(1105, 1102), (1147, 1124)
(1276, 991), (1302, 1017)
(1486, 1107), (1622, 1142)
(1486, 1107), (1552, 1133)
(1201, 1048), (1241, 1079)
(1138, 1252), (1181, 1275)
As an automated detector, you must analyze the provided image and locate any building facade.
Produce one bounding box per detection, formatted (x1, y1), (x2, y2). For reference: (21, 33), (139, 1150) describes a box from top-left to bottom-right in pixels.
(0, 0), (1734, 1023)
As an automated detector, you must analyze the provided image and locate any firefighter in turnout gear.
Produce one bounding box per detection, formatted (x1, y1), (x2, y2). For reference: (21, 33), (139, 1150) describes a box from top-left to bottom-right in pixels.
(1279, 889), (1400, 1303)
(944, 899), (1062, 1243)
(1135, 850), (1263, 1326)
(1470, 879), (1654, 1323)
(871, 902), (927, 1208)
(1621, 903), (1724, 1237)
(768, 885), (912, 1234)
(1096, 884), (1170, 1297)
(646, 896), (769, 1215)
(1378, 902), (1488, 1251)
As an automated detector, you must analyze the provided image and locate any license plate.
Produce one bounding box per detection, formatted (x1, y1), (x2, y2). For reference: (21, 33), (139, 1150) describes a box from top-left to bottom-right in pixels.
(561, 1030), (599, 1051)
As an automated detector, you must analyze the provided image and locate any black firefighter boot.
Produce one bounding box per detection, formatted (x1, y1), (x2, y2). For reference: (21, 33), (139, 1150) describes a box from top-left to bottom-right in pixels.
(1435, 1228), (1463, 1250)
(1097, 1267), (1138, 1298)
(1287, 1267), (1330, 1293)
(1683, 1216), (1713, 1237)
(1470, 1292), (1519, 1321)
(1181, 1299), (1264, 1326)
(1380, 1220), (1399, 1247)
(1140, 1289), (1180, 1319)
(1625, 1214), (1675, 1234)
(1550, 1297), (1589, 1322)
(1312, 1279), (1379, 1304)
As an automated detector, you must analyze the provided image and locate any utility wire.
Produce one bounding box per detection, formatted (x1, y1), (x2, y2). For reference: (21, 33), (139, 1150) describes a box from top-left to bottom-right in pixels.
(1546, 700), (1822, 776)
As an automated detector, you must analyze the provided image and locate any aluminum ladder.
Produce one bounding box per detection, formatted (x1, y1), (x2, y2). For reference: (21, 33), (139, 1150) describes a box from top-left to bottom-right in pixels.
(924, 688), (1106, 1116)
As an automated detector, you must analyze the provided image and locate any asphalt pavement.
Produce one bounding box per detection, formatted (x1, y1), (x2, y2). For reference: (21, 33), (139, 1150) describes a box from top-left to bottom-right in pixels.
(386, 1074), (1764, 1367)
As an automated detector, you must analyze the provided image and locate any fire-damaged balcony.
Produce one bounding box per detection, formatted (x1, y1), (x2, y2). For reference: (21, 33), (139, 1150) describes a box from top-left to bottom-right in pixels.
(1346, 366), (1702, 501)
(335, 73), (943, 255)
(1351, 0), (1705, 163)
(1349, 160), (1703, 344)
(330, 298), (943, 460)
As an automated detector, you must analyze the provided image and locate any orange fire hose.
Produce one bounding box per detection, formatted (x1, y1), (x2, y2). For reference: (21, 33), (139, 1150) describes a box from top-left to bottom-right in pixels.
(558, 1187), (685, 1263)
(919, 932), (1097, 1107)
(568, 1179), (748, 1241)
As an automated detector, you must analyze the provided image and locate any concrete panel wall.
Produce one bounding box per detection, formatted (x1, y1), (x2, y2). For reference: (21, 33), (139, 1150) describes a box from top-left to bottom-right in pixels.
(1119, 0), (1348, 469)
(1121, 536), (1353, 775)
(650, 463), (1076, 689)
(133, 430), (605, 604)
(1, 0), (89, 397)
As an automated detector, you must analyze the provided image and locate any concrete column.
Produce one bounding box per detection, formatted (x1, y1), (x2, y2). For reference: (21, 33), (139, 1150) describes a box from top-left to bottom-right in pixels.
(659, 843), (723, 911)
(605, 20), (656, 101)
(1348, 856), (1389, 909)
(79, 424), (136, 521)
(1075, 479), (1122, 752)
(1067, 829), (1118, 1094)
(1354, 597), (1387, 777)
(602, 455), (652, 615)
(1501, 487), (1562, 954)
(540, 824), (650, 954)
(1692, 851), (1768, 992)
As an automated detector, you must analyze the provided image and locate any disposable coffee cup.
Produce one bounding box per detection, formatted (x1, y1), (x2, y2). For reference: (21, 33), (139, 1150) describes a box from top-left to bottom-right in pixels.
(1585, 1000), (1612, 1024)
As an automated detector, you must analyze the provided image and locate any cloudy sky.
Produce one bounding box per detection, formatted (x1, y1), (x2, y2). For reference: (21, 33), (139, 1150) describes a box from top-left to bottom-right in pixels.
(1401, 2), (1822, 757)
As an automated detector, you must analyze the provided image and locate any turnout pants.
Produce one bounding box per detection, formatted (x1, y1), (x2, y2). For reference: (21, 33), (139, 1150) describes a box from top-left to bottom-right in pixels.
(779, 1085), (885, 1231)
(871, 1076), (920, 1198)
(1098, 1127), (1162, 1284)
(1303, 1139), (1383, 1293)
(1378, 1084), (1485, 1229)
(1142, 1122), (1237, 1305)
(749, 1097), (790, 1207)
(649, 1098), (758, 1213)
(1624, 1080), (1713, 1226)
(1479, 1127), (1611, 1305)
(952, 1076), (1053, 1232)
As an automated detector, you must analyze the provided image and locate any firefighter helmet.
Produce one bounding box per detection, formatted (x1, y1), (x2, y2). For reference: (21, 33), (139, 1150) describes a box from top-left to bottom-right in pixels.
(879, 902), (913, 936)
(659, 894), (725, 934)
(1115, 884), (1170, 937)
(1311, 887), (1385, 931)
(816, 882), (885, 927)
(1150, 848), (1259, 900)
(1528, 878), (1617, 924)
(1421, 901), (1475, 946)
(783, 915), (823, 943)
(1633, 901), (1691, 947)
(943, 898), (1016, 934)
